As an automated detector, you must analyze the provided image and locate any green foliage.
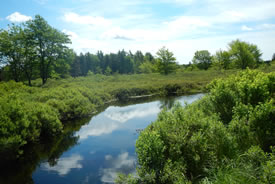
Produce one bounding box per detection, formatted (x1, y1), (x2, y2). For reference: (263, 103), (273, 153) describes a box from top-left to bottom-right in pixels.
(0, 92), (62, 156)
(208, 70), (274, 124)
(192, 50), (212, 70)
(156, 47), (177, 75)
(26, 15), (71, 84)
(0, 15), (71, 86)
(38, 87), (94, 121)
(135, 102), (236, 183)
(0, 69), (236, 158)
(105, 66), (112, 75)
(230, 100), (275, 151)
(212, 50), (231, 70)
(131, 70), (275, 184)
(200, 146), (275, 184)
(229, 39), (262, 69)
(138, 61), (158, 73)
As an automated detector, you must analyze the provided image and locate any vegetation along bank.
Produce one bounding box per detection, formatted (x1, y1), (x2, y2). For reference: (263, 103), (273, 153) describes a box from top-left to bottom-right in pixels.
(0, 15), (275, 182)
(116, 69), (275, 184)
(0, 69), (239, 159)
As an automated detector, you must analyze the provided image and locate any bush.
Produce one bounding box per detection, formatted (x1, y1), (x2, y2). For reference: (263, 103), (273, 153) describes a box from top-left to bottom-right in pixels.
(131, 70), (275, 184)
(0, 94), (62, 156)
(37, 87), (94, 120)
(208, 70), (274, 123)
(136, 102), (236, 183)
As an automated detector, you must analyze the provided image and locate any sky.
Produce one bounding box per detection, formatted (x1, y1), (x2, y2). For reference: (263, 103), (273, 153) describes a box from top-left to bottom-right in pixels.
(0, 0), (274, 64)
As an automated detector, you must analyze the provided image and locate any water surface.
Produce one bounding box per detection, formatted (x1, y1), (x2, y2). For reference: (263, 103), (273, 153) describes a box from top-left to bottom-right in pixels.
(27, 94), (203, 183)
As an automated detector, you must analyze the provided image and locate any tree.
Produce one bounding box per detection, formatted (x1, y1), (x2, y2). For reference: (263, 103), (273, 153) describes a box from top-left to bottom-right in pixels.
(26, 15), (71, 84)
(104, 66), (112, 75)
(228, 39), (262, 69)
(20, 25), (39, 86)
(53, 49), (74, 78)
(0, 25), (24, 82)
(156, 47), (177, 75)
(213, 50), (231, 70)
(133, 50), (144, 73)
(70, 55), (81, 77)
(192, 50), (212, 70)
(139, 61), (157, 73)
(272, 53), (275, 61)
(144, 52), (154, 62)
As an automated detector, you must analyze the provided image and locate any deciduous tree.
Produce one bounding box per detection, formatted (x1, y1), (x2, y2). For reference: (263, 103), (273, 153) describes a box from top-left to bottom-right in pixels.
(228, 39), (262, 69)
(192, 50), (212, 70)
(213, 49), (231, 70)
(156, 47), (177, 75)
(26, 15), (71, 84)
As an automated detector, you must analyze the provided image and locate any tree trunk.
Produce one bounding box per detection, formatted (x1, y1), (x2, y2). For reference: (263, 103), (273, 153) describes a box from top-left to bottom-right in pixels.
(28, 78), (32, 86)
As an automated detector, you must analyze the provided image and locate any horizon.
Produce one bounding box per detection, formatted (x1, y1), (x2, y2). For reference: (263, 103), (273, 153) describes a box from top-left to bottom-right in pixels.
(0, 0), (275, 64)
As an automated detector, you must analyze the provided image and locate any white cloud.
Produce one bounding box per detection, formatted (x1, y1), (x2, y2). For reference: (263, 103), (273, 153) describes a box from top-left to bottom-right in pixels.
(259, 23), (275, 29)
(6, 12), (32, 22)
(61, 0), (275, 63)
(62, 29), (79, 39)
(63, 12), (111, 27)
(241, 25), (253, 31)
(42, 154), (83, 176)
(101, 152), (136, 183)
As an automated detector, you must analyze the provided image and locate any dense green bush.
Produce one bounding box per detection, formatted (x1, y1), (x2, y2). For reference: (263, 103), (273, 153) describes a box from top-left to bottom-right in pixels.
(128, 70), (275, 184)
(136, 103), (236, 183)
(37, 88), (94, 120)
(0, 94), (62, 156)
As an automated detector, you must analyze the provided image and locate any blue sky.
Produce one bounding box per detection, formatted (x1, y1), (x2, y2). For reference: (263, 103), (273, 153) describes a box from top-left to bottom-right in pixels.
(0, 0), (275, 64)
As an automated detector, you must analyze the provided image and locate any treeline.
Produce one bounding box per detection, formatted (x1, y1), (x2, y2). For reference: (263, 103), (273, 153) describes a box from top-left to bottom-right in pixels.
(187, 39), (273, 71)
(70, 50), (157, 77)
(1, 14), (274, 86)
(0, 14), (175, 85)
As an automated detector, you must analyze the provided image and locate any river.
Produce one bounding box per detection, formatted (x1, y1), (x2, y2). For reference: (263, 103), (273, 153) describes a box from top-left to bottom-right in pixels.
(1, 93), (204, 184)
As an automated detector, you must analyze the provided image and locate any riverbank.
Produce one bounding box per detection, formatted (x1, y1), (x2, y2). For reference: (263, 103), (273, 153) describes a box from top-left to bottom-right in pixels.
(0, 94), (203, 184)
(0, 69), (266, 159)
(118, 69), (275, 184)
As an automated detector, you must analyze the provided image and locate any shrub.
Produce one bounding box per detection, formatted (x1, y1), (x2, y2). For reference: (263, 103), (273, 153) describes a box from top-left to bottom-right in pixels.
(136, 102), (236, 183)
(208, 70), (274, 123)
(0, 94), (62, 156)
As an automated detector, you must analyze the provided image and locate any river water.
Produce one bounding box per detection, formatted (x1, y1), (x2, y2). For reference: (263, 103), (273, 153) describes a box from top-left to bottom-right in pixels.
(2, 94), (204, 184)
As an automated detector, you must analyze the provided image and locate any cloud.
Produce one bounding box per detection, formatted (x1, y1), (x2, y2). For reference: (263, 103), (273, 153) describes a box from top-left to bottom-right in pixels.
(60, 0), (275, 63)
(42, 154), (83, 176)
(101, 27), (136, 40)
(101, 152), (136, 183)
(62, 29), (79, 39)
(63, 12), (111, 26)
(241, 25), (253, 31)
(258, 23), (275, 29)
(113, 35), (134, 40)
(6, 12), (32, 22)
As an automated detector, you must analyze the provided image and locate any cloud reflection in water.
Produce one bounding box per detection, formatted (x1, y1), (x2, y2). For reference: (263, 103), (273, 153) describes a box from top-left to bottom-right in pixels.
(42, 154), (83, 176)
(101, 152), (136, 183)
(76, 103), (160, 140)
